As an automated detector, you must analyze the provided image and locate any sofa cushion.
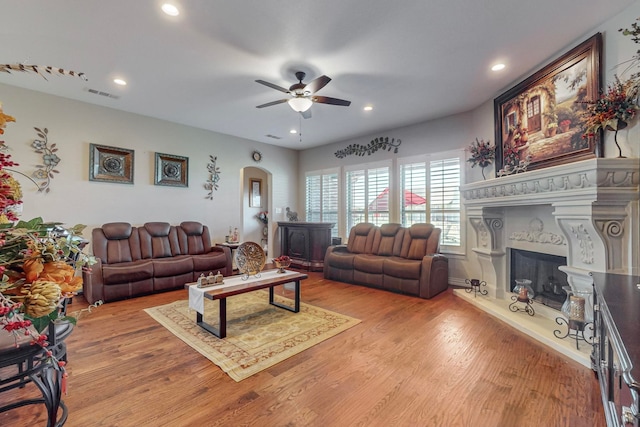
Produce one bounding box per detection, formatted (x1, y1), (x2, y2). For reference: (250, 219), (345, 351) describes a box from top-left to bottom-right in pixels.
(178, 221), (211, 255)
(102, 222), (133, 240)
(102, 260), (154, 286)
(383, 256), (422, 280)
(346, 223), (376, 254)
(140, 222), (182, 258)
(374, 223), (403, 256)
(152, 255), (193, 278)
(400, 223), (435, 260)
(353, 254), (384, 274)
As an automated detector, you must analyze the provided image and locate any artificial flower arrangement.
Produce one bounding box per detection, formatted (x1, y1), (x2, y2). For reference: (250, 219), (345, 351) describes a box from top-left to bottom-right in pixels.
(580, 18), (640, 157)
(467, 138), (495, 179)
(581, 75), (639, 137)
(0, 102), (97, 393)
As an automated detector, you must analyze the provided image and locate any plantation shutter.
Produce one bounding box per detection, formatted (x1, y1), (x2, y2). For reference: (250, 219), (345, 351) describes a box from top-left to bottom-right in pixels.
(429, 157), (461, 246)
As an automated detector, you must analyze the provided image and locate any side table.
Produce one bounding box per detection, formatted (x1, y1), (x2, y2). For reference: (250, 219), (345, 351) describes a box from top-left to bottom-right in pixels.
(216, 242), (240, 271)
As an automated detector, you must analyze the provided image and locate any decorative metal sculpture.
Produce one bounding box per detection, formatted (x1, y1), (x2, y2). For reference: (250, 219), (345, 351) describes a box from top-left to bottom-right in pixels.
(31, 128), (59, 193)
(204, 155), (220, 199)
(335, 136), (401, 158)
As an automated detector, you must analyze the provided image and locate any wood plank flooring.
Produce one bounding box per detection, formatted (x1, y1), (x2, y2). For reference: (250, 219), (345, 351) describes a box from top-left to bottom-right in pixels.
(0, 272), (605, 426)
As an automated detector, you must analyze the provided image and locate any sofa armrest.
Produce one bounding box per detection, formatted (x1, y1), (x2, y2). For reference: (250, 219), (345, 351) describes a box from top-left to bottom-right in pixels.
(419, 254), (449, 299)
(209, 245), (233, 276)
(82, 258), (105, 304)
(325, 244), (350, 255)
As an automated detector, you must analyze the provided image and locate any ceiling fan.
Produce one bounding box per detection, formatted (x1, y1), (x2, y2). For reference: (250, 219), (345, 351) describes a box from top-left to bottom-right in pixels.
(255, 71), (351, 119)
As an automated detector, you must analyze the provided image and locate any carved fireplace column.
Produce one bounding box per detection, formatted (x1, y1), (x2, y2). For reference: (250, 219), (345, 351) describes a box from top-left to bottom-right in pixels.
(467, 206), (506, 299)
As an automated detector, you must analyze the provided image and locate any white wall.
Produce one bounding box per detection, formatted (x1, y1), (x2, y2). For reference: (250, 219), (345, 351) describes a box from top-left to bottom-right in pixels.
(0, 83), (298, 254)
(298, 1), (640, 285)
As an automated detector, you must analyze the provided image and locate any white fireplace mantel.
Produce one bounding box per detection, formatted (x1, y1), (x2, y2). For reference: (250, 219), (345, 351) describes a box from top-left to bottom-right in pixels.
(457, 158), (638, 366)
(461, 157), (639, 298)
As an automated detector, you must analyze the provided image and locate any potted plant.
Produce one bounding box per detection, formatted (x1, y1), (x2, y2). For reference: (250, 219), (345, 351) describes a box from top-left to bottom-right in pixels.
(559, 119), (571, 133)
(546, 122), (558, 137)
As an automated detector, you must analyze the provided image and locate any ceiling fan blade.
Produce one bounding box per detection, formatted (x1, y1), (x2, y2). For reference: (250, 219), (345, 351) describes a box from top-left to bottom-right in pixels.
(255, 79), (290, 93)
(304, 75), (331, 94)
(300, 109), (312, 119)
(256, 99), (288, 108)
(312, 96), (351, 107)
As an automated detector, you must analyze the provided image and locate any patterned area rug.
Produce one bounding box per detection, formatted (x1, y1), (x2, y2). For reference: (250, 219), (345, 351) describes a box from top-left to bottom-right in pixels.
(144, 291), (360, 381)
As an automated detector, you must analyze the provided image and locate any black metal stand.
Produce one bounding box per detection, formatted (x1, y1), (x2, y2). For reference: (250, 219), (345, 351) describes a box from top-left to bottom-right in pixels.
(465, 279), (488, 297)
(509, 295), (535, 316)
(553, 317), (594, 350)
(0, 321), (71, 426)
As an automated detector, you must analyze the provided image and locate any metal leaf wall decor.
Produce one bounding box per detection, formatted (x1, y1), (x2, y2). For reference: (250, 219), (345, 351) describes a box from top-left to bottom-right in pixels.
(0, 64), (87, 81)
(335, 136), (401, 158)
(204, 155), (221, 199)
(31, 127), (60, 193)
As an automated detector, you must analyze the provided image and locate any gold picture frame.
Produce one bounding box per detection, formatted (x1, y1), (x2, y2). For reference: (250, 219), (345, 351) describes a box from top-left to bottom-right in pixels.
(89, 143), (134, 184)
(155, 152), (188, 187)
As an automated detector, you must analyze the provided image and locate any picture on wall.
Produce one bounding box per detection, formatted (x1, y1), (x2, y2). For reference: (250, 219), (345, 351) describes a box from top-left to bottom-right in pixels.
(249, 178), (262, 207)
(494, 33), (603, 174)
(89, 143), (134, 184)
(155, 152), (188, 187)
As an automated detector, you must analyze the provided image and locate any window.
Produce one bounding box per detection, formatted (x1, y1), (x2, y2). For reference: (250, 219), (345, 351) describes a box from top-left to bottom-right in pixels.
(429, 157), (461, 247)
(305, 170), (339, 237)
(399, 153), (462, 250)
(346, 164), (390, 230)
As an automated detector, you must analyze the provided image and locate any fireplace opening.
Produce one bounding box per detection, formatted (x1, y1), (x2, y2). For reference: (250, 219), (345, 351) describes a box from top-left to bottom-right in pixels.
(509, 248), (568, 311)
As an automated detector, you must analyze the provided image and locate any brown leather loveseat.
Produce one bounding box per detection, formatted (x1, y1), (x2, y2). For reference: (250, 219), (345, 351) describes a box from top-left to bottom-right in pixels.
(324, 223), (449, 299)
(82, 221), (231, 304)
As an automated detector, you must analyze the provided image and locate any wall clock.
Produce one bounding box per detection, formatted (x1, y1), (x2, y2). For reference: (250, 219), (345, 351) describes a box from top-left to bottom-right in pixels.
(251, 150), (262, 163)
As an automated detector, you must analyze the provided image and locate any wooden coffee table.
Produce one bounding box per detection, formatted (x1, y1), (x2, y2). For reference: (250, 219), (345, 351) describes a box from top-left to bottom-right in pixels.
(185, 270), (308, 338)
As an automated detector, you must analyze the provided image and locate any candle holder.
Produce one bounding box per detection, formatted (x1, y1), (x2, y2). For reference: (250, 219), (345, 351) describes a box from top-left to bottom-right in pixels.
(508, 286), (535, 316)
(465, 278), (487, 297)
(553, 295), (594, 349)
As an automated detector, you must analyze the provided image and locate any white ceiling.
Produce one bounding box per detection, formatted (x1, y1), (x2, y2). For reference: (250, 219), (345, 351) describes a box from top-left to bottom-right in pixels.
(0, 0), (634, 150)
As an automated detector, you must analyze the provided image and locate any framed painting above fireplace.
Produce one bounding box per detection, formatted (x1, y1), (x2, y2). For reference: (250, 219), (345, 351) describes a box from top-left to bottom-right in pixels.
(494, 33), (603, 174)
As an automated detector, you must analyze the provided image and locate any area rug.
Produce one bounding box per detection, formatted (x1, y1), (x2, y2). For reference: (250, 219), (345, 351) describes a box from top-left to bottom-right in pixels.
(144, 291), (360, 381)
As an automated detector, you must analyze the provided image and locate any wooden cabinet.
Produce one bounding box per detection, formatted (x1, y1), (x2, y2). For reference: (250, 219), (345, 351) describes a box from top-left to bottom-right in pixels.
(277, 222), (334, 271)
(591, 272), (640, 427)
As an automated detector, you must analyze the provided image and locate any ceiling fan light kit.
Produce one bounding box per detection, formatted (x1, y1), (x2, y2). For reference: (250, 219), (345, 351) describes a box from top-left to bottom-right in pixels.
(255, 71), (351, 118)
(288, 97), (313, 112)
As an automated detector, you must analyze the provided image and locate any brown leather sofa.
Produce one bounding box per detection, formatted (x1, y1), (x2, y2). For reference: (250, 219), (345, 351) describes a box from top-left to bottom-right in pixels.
(324, 223), (449, 299)
(82, 221), (232, 304)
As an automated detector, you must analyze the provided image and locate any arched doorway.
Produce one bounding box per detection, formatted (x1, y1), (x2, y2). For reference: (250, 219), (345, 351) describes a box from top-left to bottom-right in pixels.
(241, 166), (272, 257)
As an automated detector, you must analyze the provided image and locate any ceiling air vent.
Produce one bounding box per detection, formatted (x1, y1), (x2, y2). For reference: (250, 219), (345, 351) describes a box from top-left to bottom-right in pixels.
(84, 88), (120, 99)
(265, 134), (282, 140)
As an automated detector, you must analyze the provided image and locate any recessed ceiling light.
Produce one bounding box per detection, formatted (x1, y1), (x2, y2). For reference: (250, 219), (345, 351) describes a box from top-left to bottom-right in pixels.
(491, 63), (506, 71)
(113, 78), (127, 86)
(162, 4), (180, 16)
(290, 129), (297, 134)
(363, 105), (373, 111)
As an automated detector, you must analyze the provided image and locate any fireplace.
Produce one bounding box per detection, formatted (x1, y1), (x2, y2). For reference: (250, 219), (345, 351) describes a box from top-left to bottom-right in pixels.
(456, 158), (639, 366)
(509, 248), (568, 311)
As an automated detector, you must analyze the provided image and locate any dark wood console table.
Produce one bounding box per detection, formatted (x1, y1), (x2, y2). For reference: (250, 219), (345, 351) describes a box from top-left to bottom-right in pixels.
(277, 221), (334, 271)
(591, 272), (639, 426)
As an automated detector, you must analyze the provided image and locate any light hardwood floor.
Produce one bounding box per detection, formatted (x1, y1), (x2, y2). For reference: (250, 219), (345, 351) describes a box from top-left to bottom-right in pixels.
(0, 271), (605, 426)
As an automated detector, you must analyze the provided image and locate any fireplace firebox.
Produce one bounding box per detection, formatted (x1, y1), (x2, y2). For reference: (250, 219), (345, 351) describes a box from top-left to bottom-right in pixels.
(509, 248), (569, 311)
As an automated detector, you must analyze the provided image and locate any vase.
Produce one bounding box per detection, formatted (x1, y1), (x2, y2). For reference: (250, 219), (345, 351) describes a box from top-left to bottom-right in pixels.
(606, 122), (628, 158)
(560, 286), (572, 320)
